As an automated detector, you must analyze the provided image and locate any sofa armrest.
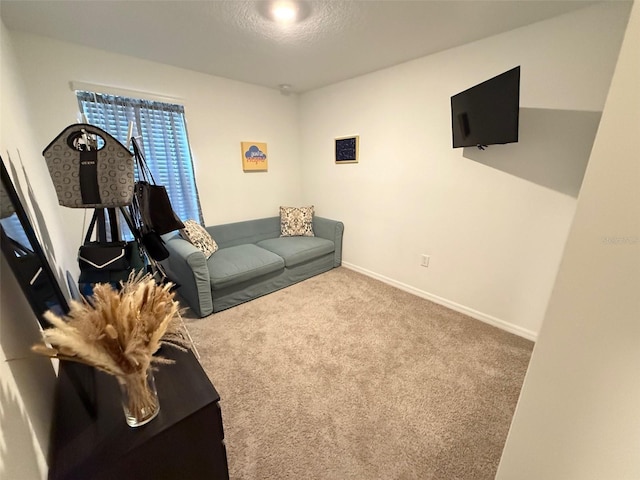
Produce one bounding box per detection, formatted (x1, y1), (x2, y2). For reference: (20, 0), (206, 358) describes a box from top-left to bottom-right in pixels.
(160, 234), (214, 317)
(314, 217), (344, 267)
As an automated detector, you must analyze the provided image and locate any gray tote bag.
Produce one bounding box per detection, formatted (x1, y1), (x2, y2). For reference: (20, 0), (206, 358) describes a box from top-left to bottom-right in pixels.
(43, 124), (134, 208)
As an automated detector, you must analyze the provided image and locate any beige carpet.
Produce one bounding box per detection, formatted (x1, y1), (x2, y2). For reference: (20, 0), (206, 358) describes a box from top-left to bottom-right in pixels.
(183, 267), (533, 480)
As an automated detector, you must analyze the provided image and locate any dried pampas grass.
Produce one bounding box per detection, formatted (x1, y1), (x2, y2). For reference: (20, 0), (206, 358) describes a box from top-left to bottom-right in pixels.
(33, 272), (189, 377)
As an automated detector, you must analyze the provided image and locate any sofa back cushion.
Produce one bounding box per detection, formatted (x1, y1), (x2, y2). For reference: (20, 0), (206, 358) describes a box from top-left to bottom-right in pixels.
(207, 217), (280, 249)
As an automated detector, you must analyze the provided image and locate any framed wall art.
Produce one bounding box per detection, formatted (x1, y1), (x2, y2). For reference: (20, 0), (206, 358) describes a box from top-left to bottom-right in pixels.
(335, 135), (359, 164)
(241, 142), (268, 172)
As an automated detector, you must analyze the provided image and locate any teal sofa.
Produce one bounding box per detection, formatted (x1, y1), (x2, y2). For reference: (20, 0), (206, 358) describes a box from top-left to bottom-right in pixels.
(161, 216), (344, 317)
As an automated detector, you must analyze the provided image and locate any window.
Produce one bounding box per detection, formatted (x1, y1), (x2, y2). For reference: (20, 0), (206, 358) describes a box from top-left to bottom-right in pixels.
(76, 91), (203, 225)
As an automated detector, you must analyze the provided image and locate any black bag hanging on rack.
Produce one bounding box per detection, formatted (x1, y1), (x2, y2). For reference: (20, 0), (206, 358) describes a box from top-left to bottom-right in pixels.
(126, 141), (170, 261)
(140, 230), (170, 261)
(119, 206), (173, 284)
(132, 137), (184, 235)
(78, 209), (144, 286)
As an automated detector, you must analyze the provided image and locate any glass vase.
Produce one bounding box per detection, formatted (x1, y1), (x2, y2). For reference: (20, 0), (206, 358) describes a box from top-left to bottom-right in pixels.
(118, 370), (160, 427)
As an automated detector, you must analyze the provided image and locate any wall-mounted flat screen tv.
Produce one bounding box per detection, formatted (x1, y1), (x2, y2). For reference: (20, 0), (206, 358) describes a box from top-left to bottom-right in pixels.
(451, 66), (520, 149)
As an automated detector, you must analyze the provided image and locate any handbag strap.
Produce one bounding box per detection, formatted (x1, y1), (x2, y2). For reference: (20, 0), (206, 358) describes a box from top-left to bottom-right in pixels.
(131, 137), (156, 184)
(107, 208), (120, 240)
(119, 206), (143, 242)
(85, 209), (122, 244)
(84, 210), (99, 244)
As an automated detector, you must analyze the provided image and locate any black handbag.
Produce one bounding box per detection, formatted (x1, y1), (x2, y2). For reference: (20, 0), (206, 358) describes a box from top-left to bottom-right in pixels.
(141, 230), (169, 261)
(132, 138), (184, 235)
(78, 210), (144, 285)
(78, 242), (130, 271)
(78, 241), (144, 285)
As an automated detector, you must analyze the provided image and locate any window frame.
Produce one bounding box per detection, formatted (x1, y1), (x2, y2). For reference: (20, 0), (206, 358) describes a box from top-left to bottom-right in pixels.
(75, 90), (204, 227)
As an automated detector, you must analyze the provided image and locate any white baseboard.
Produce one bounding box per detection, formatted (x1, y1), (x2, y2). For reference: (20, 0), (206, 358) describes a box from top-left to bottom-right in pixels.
(341, 262), (537, 342)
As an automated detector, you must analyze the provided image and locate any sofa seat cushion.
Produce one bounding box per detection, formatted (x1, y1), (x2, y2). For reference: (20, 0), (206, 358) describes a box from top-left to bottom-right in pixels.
(256, 237), (335, 268)
(208, 244), (284, 290)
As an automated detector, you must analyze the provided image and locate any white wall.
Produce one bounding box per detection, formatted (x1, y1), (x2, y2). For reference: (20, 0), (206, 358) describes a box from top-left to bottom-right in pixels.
(9, 32), (304, 279)
(0, 255), (54, 480)
(1, 22), (71, 292)
(298, 2), (631, 339)
(497, 1), (640, 477)
(0, 20), (57, 480)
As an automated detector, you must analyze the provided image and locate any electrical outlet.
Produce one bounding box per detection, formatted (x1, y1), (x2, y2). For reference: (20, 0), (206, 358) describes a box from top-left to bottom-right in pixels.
(421, 254), (430, 267)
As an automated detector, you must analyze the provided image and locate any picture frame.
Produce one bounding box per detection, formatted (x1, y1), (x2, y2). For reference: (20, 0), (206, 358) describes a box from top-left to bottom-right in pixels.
(241, 141), (268, 172)
(335, 135), (359, 164)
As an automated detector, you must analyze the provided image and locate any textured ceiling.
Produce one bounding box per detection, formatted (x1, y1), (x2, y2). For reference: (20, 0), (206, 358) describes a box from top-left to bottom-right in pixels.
(0, 0), (601, 93)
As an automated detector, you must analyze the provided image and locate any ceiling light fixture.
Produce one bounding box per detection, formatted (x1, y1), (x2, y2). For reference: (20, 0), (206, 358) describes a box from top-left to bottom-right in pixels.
(270, 1), (298, 23)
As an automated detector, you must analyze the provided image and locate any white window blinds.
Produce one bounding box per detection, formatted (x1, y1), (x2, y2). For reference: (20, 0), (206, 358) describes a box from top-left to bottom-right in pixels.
(76, 91), (203, 225)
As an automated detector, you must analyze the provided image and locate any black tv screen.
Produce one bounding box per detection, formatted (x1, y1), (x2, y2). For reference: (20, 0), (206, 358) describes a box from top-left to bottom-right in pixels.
(451, 66), (520, 149)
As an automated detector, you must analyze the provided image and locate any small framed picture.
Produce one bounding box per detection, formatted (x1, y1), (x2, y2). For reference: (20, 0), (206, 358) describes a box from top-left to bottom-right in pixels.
(241, 141), (268, 172)
(335, 135), (359, 164)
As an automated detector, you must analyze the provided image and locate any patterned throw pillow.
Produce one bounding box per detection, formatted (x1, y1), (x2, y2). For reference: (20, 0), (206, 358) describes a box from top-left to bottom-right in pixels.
(179, 219), (218, 258)
(280, 206), (315, 237)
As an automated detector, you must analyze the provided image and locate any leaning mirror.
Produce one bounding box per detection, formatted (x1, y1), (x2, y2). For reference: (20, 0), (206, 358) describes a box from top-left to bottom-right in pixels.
(1, 156), (68, 328)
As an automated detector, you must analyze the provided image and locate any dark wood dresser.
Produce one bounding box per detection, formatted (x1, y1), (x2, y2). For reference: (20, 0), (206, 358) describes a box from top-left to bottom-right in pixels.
(48, 347), (229, 480)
